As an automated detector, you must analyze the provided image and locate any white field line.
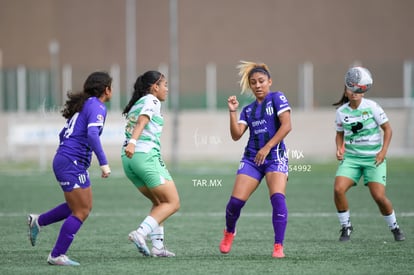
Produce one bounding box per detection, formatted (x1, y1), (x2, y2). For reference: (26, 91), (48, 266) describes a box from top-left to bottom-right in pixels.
(1, 212), (414, 217)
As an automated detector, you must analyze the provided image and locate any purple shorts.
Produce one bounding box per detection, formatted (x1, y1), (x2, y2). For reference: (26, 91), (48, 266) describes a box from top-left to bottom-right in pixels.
(52, 154), (91, 192)
(237, 157), (289, 182)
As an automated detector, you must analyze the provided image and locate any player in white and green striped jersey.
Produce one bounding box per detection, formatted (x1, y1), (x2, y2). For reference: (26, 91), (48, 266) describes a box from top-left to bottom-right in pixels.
(121, 71), (180, 257)
(124, 93), (164, 153)
(335, 95), (388, 157)
(332, 67), (405, 242)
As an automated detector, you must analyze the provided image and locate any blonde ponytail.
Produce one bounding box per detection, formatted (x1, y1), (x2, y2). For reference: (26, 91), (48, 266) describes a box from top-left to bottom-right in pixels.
(237, 60), (271, 94)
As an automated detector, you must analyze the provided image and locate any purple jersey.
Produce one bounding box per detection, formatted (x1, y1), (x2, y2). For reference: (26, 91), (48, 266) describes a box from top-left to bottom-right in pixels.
(239, 91), (291, 162)
(56, 97), (108, 169)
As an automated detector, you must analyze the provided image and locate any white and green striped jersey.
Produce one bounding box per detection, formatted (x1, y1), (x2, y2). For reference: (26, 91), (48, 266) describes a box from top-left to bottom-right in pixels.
(335, 98), (388, 157)
(124, 94), (164, 153)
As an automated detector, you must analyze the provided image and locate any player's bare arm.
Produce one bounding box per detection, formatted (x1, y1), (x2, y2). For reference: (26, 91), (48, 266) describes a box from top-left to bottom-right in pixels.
(125, 115), (150, 158)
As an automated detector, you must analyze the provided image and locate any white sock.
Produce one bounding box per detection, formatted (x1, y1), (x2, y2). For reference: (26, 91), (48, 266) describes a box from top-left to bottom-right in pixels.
(150, 226), (164, 250)
(383, 210), (398, 230)
(137, 216), (159, 237)
(337, 210), (351, 227)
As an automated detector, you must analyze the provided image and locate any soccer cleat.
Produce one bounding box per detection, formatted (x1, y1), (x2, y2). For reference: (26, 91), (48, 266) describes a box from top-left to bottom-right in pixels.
(151, 246), (176, 257)
(219, 229), (235, 254)
(391, 227), (405, 241)
(47, 254), (80, 266)
(272, 243), (285, 258)
(339, 226), (353, 241)
(27, 214), (40, 246)
(128, 231), (151, 256)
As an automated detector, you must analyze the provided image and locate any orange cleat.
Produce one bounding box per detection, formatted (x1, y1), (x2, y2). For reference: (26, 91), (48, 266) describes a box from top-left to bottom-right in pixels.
(219, 229), (235, 254)
(272, 243), (285, 258)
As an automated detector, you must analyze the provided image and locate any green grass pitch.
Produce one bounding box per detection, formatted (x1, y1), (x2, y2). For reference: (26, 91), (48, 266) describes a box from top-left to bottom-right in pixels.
(0, 158), (413, 274)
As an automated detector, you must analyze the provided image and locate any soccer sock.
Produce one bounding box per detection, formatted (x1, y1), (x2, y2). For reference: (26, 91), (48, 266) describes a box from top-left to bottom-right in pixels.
(150, 225), (165, 250)
(270, 193), (288, 244)
(383, 210), (398, 230)
(38, 203), (72, 226)
(137, 216), (159, 238)
(225, 196), (246, 233)
(51, 215), (82, 257)
(337, 210), (351, 227)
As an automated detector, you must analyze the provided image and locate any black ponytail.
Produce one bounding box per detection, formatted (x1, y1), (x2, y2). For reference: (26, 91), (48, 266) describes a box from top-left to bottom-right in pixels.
(332, 85), (349, 108)
(122, 71), (163, 116)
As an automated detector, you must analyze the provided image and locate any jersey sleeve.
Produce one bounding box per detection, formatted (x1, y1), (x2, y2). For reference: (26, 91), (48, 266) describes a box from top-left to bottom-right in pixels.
(372, 101), (389, 125)
(335, 109), (344, 132)
(272, 92), (291, 116)
(238, 106), (248, 125)
(140, 96), (160, 119)
(87, 100), (108, 165)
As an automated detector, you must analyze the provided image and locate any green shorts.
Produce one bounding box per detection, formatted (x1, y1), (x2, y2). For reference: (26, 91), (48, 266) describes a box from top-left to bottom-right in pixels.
(335, 155), (387, 186)
(121, 149), (172, 189)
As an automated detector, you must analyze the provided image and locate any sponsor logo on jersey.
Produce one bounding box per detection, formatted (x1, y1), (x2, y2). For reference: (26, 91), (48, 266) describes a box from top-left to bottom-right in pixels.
(252, 119), (267, 127)
(279, 95), (288, 102)
(97, 114), (104, 122)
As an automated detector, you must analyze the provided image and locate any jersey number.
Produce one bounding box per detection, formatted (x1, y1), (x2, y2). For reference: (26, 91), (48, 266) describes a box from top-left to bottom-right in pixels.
(63, 113), (79, 139)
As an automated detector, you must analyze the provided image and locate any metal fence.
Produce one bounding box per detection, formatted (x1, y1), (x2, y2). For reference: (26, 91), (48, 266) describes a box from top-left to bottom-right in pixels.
(1, 61), (413, 167)
(1, 61), (413, 113)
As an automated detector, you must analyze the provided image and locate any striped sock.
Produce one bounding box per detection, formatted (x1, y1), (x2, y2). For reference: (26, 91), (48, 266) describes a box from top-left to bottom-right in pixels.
(150, 226), (164, 249)
(137, 216), (158, 237)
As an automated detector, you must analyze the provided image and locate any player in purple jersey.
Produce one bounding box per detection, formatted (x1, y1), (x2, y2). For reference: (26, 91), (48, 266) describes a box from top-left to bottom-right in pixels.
(27, 71), (113, 266)
(219, 61), (292, 258)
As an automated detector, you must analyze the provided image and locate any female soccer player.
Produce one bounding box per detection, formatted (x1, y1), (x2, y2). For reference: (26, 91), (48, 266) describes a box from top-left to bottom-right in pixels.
(333, 66), (405, 242)
(122, 71), (180, 257)
(27, 71), (113, 266)
(219, 61), (292, 258)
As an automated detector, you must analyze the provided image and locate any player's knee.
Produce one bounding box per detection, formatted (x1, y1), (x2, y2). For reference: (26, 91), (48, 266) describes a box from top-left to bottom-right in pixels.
(172, 198), (180, 213)
(372, 194), (388, 206)
(73, 208), (91, 222)
(333, 186), (346, 196)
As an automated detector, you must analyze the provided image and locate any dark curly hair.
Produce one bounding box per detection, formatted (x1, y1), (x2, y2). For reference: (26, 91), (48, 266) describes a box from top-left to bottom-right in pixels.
(61, 71), (112, 119)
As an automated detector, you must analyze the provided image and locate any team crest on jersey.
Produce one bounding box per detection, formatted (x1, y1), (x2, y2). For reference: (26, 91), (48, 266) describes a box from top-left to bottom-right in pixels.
(266, 105), (274, 116)
(361, 111), (370, 120)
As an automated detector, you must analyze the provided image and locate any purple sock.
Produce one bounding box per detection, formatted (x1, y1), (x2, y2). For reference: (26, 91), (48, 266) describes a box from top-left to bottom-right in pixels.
(271, 193), (288, 244)
(51, 215), (83, 257)
(38, 203), (71, 226)
(225, 196), (246, 233)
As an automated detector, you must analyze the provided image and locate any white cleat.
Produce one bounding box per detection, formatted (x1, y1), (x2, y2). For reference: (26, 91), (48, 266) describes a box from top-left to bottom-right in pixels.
(128, 231), (151, 256)
(151, 246), (176, 257)
(47, 254), (80, 266)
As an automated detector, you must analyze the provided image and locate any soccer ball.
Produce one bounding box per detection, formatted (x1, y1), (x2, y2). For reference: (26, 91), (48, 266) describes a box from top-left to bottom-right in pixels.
(344, 66), (373, 93)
